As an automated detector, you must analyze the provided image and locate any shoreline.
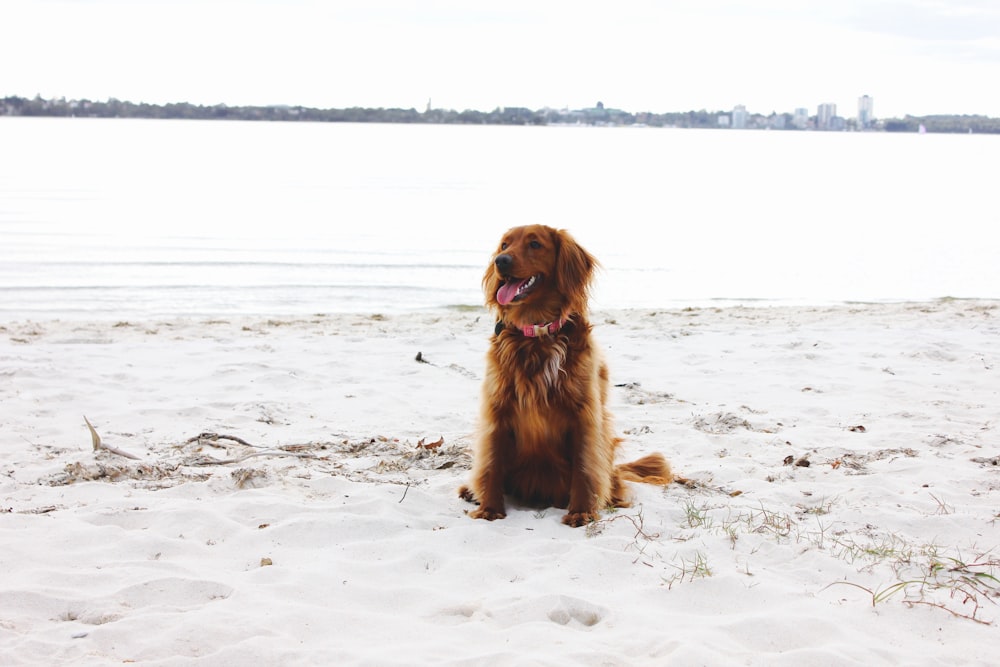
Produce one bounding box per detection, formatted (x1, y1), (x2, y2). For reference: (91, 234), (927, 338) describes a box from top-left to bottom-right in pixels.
(3, 294), (997, 325)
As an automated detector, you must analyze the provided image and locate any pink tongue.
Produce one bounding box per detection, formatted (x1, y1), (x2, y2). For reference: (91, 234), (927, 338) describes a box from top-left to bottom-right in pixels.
(497, 278), (531, 306)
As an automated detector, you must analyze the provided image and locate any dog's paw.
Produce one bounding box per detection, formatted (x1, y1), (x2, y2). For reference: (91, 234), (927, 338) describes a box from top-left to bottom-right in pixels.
(562, 511), (600, 528)
(469, 506), (507, 521)
(458, 485), (477, 504)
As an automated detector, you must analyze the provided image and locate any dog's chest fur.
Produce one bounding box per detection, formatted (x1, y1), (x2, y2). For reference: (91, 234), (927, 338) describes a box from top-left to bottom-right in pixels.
(491, 329), (593, 414)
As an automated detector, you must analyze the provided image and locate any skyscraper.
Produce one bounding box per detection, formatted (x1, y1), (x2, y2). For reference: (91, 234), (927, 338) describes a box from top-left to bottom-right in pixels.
(731, 105), (748, 129)
(858, 95), (874, 129)
(817, 103), (837, 131)
(793, 108), (809, 129)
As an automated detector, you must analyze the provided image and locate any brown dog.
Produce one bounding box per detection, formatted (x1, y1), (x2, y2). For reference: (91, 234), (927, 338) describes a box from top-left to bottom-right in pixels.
(459, 225), (672, 527)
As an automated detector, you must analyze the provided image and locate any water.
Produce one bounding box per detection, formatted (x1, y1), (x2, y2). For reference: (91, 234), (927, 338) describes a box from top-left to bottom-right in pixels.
(1, 117), (997, 321)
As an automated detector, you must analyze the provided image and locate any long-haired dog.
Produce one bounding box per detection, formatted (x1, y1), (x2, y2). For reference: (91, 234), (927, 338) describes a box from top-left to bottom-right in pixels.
(459, 225), (672, 527)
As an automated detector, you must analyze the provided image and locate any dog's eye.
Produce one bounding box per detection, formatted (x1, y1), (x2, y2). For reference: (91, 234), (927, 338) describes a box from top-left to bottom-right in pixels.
(501, 242), (509, 250)
(529, 241), (542, 250)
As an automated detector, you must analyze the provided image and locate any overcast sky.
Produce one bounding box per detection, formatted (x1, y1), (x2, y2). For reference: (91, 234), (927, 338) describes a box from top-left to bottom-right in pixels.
(4, 0), (998, 118)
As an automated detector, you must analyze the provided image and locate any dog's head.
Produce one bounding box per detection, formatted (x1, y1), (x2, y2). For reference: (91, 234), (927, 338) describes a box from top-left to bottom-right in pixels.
(484, 225), (597, 323)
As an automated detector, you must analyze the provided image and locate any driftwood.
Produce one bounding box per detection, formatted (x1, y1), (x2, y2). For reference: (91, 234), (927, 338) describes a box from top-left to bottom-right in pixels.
(186, 450), (323, 466)
(182, 432), (324, 465)
(83, 416), (141, 460)
(75, 420), (467, 491)
(185, 432), (256, 448)
(83, 422), (325, 467)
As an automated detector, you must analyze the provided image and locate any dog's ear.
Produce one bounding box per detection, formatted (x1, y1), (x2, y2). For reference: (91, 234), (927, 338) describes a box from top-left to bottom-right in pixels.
(483, 257), (500, 312)
(483, 234), (506, 313)
(555, 229), (598, 309)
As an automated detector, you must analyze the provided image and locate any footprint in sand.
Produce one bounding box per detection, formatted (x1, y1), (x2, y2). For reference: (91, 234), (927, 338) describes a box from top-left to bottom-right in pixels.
(545, 596), (606, 627)
(444, 595), (608, 629)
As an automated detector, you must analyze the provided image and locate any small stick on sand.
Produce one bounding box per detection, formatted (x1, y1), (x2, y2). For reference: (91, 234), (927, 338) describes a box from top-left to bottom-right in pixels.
(185, 432), (257, 448)
(186, 450), (322, 466)
(83, 416), (141, 460)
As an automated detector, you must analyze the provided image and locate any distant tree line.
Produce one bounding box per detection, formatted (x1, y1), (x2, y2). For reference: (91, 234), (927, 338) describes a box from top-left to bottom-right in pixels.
(882, 115), (1000, 134)
(3, 95), (999, 133)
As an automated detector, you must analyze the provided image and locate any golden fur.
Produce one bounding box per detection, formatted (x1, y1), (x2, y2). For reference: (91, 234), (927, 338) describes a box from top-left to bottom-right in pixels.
(459, 225), (673, 527)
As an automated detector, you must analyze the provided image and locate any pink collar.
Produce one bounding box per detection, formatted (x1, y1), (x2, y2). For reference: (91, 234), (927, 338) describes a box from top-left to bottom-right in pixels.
(496, 318), (568, 337)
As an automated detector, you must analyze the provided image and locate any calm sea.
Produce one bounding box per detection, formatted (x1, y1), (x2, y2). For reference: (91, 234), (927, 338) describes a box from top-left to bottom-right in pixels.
(1, 117), (997, 321)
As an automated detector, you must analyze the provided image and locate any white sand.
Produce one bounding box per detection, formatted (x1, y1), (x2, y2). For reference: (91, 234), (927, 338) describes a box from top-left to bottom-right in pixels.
(1, 300), (998, 665)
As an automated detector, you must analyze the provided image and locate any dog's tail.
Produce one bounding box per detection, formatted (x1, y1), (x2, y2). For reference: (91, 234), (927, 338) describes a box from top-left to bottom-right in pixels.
(616, 453), (673, 486)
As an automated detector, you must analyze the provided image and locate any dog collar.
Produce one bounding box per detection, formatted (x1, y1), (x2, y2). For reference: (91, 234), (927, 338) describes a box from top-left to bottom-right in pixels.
(495, 319), (568, 337)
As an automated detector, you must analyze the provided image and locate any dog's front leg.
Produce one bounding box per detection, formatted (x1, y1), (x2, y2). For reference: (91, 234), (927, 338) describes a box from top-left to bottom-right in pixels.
(563, 428), (602, 527)
(465, 423), (510, 521)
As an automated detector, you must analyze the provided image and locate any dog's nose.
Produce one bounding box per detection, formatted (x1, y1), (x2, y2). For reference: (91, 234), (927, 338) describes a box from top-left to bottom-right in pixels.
(494, 254), (513, 274)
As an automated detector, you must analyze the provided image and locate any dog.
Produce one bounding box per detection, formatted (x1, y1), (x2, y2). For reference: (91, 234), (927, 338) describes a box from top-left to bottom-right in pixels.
(458, 224), (673, 527)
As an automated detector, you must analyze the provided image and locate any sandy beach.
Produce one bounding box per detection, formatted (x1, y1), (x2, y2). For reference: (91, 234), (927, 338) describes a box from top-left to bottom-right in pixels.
(1, 299), (998, 665)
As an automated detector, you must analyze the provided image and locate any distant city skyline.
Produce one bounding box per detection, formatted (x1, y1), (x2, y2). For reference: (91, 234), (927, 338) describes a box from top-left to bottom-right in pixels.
(18, 91), (991, 125)
(4, 0), (999, 119)
(8, 94), (998, 133)
(716, 95), (875, 131)
(6, 90), (994, 128)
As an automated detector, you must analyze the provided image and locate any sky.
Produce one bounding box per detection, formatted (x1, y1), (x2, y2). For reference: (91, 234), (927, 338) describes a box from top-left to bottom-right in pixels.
(4, 0), (999, 118)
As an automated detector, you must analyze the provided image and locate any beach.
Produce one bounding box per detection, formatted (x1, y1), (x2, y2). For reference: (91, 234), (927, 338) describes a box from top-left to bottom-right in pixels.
(1, 299), (998, 665)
